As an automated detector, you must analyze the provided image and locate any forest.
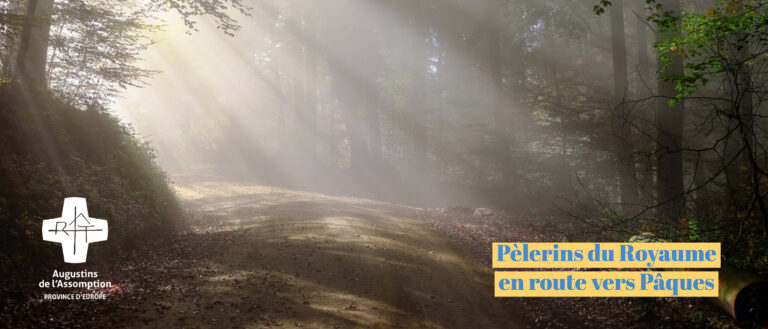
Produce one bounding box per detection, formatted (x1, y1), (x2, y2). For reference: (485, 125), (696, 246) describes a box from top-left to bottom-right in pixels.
(1, 0), (767, 328)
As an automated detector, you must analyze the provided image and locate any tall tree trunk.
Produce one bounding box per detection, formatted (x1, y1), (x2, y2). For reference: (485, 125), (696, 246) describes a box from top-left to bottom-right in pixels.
(1, 0), (25, 79)
(303, 2), (318, 161)
(320, 55), (337, 168)
(269, 5), (289, 160)
(655, 0), (685, 232)
(406, 3), (428, 168)
(725, 40), (754, 198)
(321, 0), (375, 173)
(553, 69), (571, 192)
(610, 0), (640, 215)
(285, 6), (303, 167)
(633, 0), (654, 200)
(635, 1), (651, 89)
(342, 92), (371, 173)
(486, 2), (511, 183)
(15, 0), (54, 90)
(367, 101), (382, 164)
(734, 38), (765, 231)
(693, 153), (710, 223)
(490, 31), (512, 181)
(290, 59), (304, 166)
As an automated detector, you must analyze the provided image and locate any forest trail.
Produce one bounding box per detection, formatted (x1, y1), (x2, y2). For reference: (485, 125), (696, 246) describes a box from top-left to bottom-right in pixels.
(107, 178), (524, 329)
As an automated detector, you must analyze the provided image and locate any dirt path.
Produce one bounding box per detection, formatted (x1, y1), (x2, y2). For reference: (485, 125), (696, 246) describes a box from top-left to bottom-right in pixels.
(108, 180), (524, 328)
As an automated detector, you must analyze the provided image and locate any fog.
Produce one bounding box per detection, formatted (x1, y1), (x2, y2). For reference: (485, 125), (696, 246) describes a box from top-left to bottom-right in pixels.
(6, 1), (768, 327)
(114, 0), (627, 211)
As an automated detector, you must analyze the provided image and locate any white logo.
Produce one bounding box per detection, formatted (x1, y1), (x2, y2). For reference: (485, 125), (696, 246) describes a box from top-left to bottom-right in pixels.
(42, 198), (108, 263)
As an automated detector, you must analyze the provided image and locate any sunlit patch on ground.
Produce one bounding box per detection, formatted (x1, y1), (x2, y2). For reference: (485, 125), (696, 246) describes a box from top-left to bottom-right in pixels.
(99, 178), (526, 328)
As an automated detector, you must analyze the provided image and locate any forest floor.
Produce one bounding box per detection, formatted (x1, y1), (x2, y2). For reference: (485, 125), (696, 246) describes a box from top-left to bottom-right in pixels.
(97, 177), (526, 328)
(3, 178), (734, 328)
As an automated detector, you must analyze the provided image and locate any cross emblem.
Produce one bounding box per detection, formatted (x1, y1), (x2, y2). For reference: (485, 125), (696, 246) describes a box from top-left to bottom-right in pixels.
(42, 198), (108, 263)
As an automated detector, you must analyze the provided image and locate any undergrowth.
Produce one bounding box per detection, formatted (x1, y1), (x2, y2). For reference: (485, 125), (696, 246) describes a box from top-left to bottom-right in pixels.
(0, 83), (180, 280)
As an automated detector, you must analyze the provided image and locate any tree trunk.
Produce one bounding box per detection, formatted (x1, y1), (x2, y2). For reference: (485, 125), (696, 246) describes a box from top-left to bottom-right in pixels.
(285, 6), (303, 166)
(485, 1), (512, 183)
(342, 94), (371, 173)
(655, 0), (685, 231)
(734, 39), (766, 232)
(726, 43), (754, 193)
(15, 0), (54, 90)
(434, 26), (446, 177)
(303, 3), (318, 161)
(321, 0), (376, 173)
(694, 153), (710, 222)
(269, 6), (289, 160)
(633, 0), (654, 201)
(367, 101), (382, 164)
(635, 0), (651, 89)
(406, 3), (428, 168)
(610, 0), (640, 215)
(1, 0), (25, 79)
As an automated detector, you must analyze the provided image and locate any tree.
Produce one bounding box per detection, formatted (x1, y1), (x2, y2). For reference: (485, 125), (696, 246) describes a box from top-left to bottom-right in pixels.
(14, 0), (53, 89)
(302, 1), (318, 161)
(2, 0), (248, 106)
(609, 0), (641, 215)
(651, 0), (768, 234)
(653, 0), (685, 229)
(320, 0), (378, 172)
(486, 0), (512, 183)
(46, 0), (158, 108)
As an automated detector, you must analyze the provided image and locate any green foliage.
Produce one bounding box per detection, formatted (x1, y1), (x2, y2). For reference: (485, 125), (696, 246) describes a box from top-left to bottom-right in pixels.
(147, 0), (250, 36)
(592, 0), (612, 16)
(1, 0), (251, 108)
(0, 83), (180, 279)
(686, 218), (700, 242)
(47, 0), (160, 108)
(652, 1), (768, 104)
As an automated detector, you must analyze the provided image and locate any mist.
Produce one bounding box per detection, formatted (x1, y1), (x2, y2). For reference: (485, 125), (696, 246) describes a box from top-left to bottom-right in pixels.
(113, 0), (615, 211)
(5, 0), (768, 327)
